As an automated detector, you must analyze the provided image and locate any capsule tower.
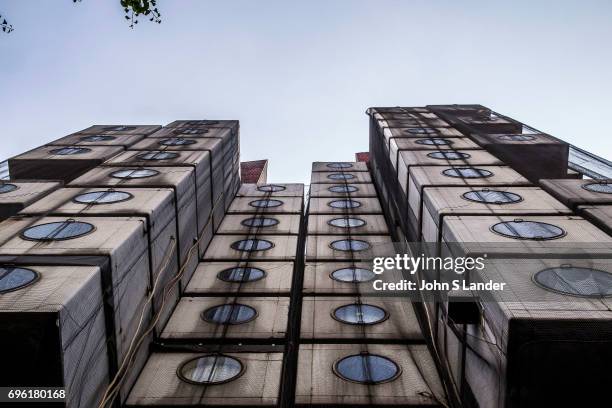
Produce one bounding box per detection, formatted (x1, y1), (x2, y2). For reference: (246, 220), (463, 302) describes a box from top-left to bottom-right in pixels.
(0, 107), (611, 408)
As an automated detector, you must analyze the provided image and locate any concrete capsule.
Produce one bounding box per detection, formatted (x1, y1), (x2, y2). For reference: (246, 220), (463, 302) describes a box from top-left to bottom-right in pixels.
(217, 213), (301, 235)
(300, 296), (424, 341)
(161, 296), (289, 341)
(126, 352), (282, 406)
(8, 145), (124, 183)
(0, 180), (62, 220)
(296, 344), (444, 406)
(421, 186), (571, 242)
(227, 196), (303, 214)
(0, 265), (108, 408)
(540, 178), (612, 210)
(237, 183), (305, 197)
(203, 234), (298, 261)
(185, 261), (294, 296)
(307, 214), (389, 235)
(308, 196), (383, 215)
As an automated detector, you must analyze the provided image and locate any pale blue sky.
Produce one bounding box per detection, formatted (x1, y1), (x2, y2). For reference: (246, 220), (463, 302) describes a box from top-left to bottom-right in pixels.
(1, 1), (611, 184)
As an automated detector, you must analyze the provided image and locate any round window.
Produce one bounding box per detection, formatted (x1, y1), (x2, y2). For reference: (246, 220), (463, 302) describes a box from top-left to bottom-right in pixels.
(330, 239), (371, 252)
(491, 220), (565, 240)
(0, 184), (18, 194)
(177, 354), (243, 385)
(0, 267), (39, 293)
(415, 138), (453, 146)
(257, 184), (286, 192)
(110, 169), (159, 179)
(80, 135), (116, 142)
(333, 353), (401, 384)
(328, 199), (361, 209)
(22, 220), (95, 241)
(241, 217), (279, 228)
(217, 267), (266, 283)
(249, 199), (283, 208)
(231, 239), (274, 252)
(497, 134), (536, 142)
(327, 173), (355, 181)
(583, 182), (612, 194)
(328, 185), (359, 194)
(333, 304), (388, 325)
(443, 167), (493, 178)
(201, 304), (258, 325)
(159, 138), (197, 146)
(462, 189), (522, 204)
(103, 126), (136, 131)
(137, 151), (179, 161)
(327, 163), (353, 169)
(50, 147), (91, 155)
(533, 266), (612, 298)
(328, 217), (366, 228)
(330, 267), (376, 283)
(405, 128), (436, 135)
(176, 128), (209, 135)
(185, 120), (219, 126)
(73, 190), (133, 204)
(427, 151), (471, 160)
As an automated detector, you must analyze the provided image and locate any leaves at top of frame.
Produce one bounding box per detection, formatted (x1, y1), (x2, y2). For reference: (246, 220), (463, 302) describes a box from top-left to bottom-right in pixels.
(1, 14), (14, 34)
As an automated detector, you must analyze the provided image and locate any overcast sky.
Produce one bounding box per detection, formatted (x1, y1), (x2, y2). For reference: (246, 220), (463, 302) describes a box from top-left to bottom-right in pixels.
(1, 0), (611, 184)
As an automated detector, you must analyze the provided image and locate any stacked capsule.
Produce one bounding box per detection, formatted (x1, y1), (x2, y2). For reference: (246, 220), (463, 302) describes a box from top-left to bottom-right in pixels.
(0, 121), (240, 407)
(368, 105), (612, 408)
(125, 182), (303, 407)
(298, 161), (445, 407)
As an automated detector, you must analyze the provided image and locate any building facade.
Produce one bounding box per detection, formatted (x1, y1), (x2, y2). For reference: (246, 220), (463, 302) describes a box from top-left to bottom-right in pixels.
(0, 106), (611, 407)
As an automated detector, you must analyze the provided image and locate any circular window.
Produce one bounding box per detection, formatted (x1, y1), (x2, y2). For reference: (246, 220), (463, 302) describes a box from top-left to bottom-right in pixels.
(249, 199), (283, 208)
(490, 220), (565, 240)
(327, 173), (355, 181)
(333, 353), (401, 384)
(159, 138), (197, 146)
(231, 239), (274, 252)
(533, 266), (612, 298)
(73, 190), (133, 204)
(405, 128), (436, 135)
(329, 185), (359, 194)
(241, 217), (279, 228)
(462, 189), (522, 204)
(328, 217), (366, 228)
(330, 239), (371, 252)
(0, 184), (18, 194)
(583, 182), (612, 194)
(177, 354), (244, 385)
(330, 267), (376, 283)
(103, 126), (136, 131)
(217, 267), (266, 283)
(50, 147), (91, 155)
(175, 128), (209, 135)
(327, 163), (353, 169)
(22, 220), (95, 241)
(415, 138), (453, 146)
(0, 267), (39, 294)
(201, 304), (258, 325)
(443, 167), (493, 179)
(333, 304), (388, 325)
(427, 151), (471, 160)
(328, 199), (361, 209)
(110, 169), (159, 179)
(497, 134), (536, 142)
(80, 135), (116, 142)
(257, 184), (286, 192)
(185, 120), (219, 126)
(137, 151), (179, 161)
